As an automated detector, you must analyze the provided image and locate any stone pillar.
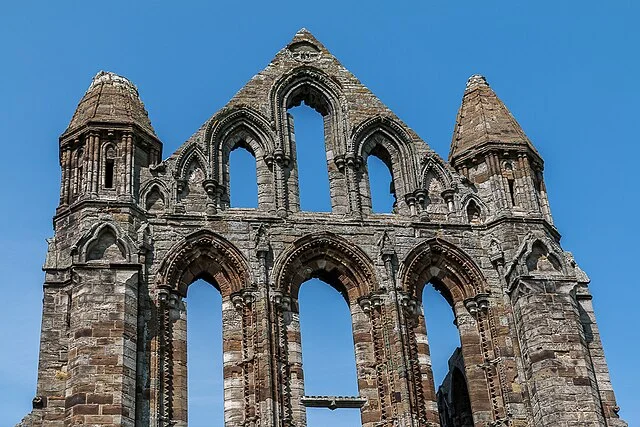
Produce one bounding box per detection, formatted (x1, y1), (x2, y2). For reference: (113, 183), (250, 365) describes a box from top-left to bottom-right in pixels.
(270, 292), (298, 426)
(510, 278), (607, 426)
(222, 296), (245, 425)
(456, 297), (505, 427)
(124, 132), (133, 198)
(255, 247), (276, 426)
(344, 154), (363, 217)
(285, 299), (306, 426)
(60, 148), (70, 206)
(29, 279), (71, 425)
(412, 306), (440, 424)
(91, 132), (100, 197)
(64, 267), (139, 427)
(354, 295), (383, 426)
(82, 133), (92, 195)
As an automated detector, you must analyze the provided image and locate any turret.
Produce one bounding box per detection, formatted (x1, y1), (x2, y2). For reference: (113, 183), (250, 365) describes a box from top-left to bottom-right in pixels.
(449, 75), (552, 223)
(57, 71), (162, 210)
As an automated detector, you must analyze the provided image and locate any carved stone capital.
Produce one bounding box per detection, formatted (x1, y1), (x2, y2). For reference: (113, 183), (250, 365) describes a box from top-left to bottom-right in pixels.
(398, 291), (422, 320)
(231, 289), (257, 310)
(271, 290), (292, 312)
(465, 292), (490, 316)
(158, 288), (183, 322)
(271, 149), (290, 167)
(358, 293), (383, 314)
(176, 179), (187, 194)
(202, 178), (218, 196)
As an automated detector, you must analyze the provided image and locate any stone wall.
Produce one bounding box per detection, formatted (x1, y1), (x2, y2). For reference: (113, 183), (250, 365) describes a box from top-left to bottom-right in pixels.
(18, 29), (626, 427)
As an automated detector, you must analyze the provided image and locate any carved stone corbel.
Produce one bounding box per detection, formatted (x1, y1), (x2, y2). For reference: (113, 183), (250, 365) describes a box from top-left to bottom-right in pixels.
(271, 290), (292, 312)
(464, 293), (490, 316)
(358, 293), (383, 314)
(158, 288), (183, 322)
(231, 289), (257, 310)
(398, 291), (422, 321)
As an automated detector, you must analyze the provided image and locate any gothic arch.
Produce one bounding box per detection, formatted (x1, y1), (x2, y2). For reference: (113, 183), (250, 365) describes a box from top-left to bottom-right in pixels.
(155, 229), (252, 297)
(353, 117), (419, 214)
(76, 221), (136, 263)
(140, 180), (171, 212)
(206, 109), (276, 209)
(270, 65), (347, 158)
(175, 144), (209, 182)
(460, 194), (488, 224)
(420, 156), (455, 216)
(272, 232), (378, 302)
(206, 107), (276, 182)
(506, 233), (568, 284)
(399, 238), (508, 426)
(399, 238), (486, 304)
(420, 155), (453, 190)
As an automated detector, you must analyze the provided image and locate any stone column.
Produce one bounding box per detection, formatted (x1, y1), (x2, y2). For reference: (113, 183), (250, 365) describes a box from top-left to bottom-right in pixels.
(285, 298), (306, 426)
(124, 132), (133, 198)
(344, 154), (363, 217)
(256, 246), (276, 425)
(411, 304), (440, 425)
(64, 266), (139, 427)
(509, 278), (607, 426)
(82, 133), (92, 195)
(29, 277), (70, 424)
(60, 148), (70, 206)
(91, 132), (100, 197)
(222, 295), (245, 425)
(354, 295), (384, 426)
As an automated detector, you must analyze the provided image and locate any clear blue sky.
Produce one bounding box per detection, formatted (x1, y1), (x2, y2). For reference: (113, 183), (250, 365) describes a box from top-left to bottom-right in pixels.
(1, 1), (638, 426)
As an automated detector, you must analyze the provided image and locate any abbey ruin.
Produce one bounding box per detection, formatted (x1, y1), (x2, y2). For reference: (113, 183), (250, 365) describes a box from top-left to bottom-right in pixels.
(19, 29), (626, 427)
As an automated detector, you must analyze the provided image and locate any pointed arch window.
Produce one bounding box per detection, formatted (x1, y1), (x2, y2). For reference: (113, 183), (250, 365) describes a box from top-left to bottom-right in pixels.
(228, 142), (258, 208)
(367, 147), (396, 213)
(466, 200), (482, 224)
(288, 102), (332, 212)
(298, 278), (361, 426)
(185, 278), (224, 426)
(103, 145), (116, 189)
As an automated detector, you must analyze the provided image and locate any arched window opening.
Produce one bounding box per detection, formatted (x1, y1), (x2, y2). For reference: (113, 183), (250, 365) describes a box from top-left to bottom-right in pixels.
(288, 102), (332, 212)
(85, 228), (125, 262)
(367, 148), (396, 213)
(507, 178), (516, 206)
(466, 200), (481, 224)
(298, 277), (361, 426)
(146, 186), (166, 213)
(421, 283), (460, 389)
(186, 278), (224, 427)
(104, 145), (116, 189)
(503, 162), (517, 207)
(229, 143), (258, 208)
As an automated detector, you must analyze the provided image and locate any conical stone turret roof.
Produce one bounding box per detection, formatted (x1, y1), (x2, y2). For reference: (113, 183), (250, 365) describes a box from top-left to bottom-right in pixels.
(449, 75), (539, 163)
(64, 71), (157, 138)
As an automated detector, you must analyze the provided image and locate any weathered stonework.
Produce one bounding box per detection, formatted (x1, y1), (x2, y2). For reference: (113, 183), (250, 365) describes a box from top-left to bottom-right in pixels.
(18, 29), (626, 427)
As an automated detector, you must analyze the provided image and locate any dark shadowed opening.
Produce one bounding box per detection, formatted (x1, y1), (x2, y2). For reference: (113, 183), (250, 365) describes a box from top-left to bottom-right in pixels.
(105, 159), (114, 189)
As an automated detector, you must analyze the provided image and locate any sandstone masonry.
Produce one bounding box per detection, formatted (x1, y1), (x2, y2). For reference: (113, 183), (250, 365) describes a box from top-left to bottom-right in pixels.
(18, 29), (627, 427)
